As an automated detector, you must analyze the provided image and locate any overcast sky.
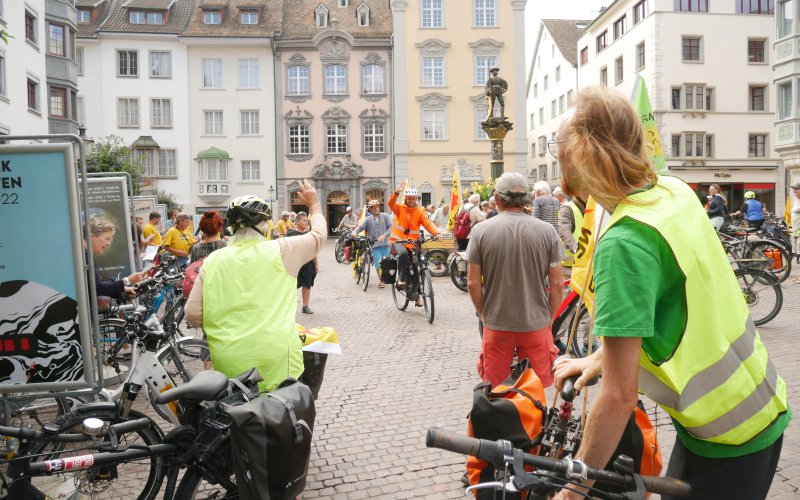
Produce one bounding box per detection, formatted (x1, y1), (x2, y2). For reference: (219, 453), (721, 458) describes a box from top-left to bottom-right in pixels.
(524, 0), (608, 69)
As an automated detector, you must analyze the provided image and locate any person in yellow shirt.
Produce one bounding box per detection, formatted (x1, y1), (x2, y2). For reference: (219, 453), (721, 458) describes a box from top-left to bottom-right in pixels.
(142, 212), (163, 247)
(163, 213), (196, 267)
(275, 211), (294, 237)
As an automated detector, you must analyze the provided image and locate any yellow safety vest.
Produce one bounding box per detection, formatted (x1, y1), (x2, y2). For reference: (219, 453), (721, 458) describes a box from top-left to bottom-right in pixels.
(601, 176), (788, 447)
(202, 239), (303, 392)
(561, 201), (584, 267)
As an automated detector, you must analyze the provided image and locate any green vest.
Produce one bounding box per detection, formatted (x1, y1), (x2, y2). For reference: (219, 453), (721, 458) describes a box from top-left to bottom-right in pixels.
(202, 239), (303, 392)
(600, 176), (788, 448)
(561, 201), (584, 267)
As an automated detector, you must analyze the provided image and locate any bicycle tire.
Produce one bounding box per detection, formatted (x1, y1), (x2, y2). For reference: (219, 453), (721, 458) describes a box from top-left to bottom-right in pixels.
(749, 241), (792, 283)
(23, 405), (166, 500)
(0, 394), (73, 432)
(354, 250), (363, 285)
(449, 258), (468, 292)
(734, 268), (783, 326)
(362, 251), (371, 291)
(569, 305), (600, 358)
(392, 280), (410, 311)
(157, 338), (211, 385)
(98, 320), (132, 386)
(174, 466), (237, 500)
(425, 249), (449, 277)
(421, 269), (435, 324)
(334, 238), (346, 264)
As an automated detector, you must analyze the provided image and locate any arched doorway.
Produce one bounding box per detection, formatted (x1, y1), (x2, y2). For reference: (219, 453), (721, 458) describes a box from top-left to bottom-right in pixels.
(327, 190), (350, 234)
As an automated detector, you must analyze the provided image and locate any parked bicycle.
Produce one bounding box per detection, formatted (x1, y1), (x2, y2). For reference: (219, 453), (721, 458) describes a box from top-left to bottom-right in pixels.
(332, 228), (351, 264)
(350, 235), (376, 291)
(719, 226), (792, 283)
(448, 250), (468, 292)
(733, 258), (783, 326)
(391, 236), (436, 324)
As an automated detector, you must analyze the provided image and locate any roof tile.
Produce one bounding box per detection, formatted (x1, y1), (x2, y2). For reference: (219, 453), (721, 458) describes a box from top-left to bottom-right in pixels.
(181, 0), (283, 38)
(280, 0), (392, 41)
(97, 0), (194, 34)
(541, 19), (591, 66)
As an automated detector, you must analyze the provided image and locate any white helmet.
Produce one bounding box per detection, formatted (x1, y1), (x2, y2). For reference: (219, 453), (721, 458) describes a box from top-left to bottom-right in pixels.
(346, 206), (352, 212)
(404, 188), (420, 198)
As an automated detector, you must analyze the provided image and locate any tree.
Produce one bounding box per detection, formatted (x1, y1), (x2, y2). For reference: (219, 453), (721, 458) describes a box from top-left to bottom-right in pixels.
(86, 136), (143, 195)
(0, 30), (12, 44)
(156, 190), (182, 214)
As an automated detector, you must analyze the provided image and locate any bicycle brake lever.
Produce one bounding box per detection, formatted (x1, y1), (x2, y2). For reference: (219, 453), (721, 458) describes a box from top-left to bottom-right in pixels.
(465, 481), (520, 494)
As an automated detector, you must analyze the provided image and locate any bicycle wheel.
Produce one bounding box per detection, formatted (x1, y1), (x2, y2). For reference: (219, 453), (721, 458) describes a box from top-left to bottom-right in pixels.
(425, 249), (449, 277)
(24, 406), (166, 500)
(354, 250), (363, 284)
(157, 338), (211, 384)
(569, 305), (600, 358)
(749, 241), (792, 283)
(421, 269), (435, 324)
(0, 394), (73, 431)
(734, 268), (783, 326)
(392, 280), (410, 311)
(362, 251), (372, 291)
(174, 467), (237, 500)
(98, 319), (132, 386)
(449, 258), (468, 292)
(334, 238), (346, 263)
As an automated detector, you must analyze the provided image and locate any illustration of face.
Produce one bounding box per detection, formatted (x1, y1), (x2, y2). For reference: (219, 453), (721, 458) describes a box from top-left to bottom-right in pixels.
(91, 231), (115, 255)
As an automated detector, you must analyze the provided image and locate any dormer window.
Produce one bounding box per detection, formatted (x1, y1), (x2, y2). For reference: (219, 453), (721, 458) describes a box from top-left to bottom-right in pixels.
(204, 10), (221, 25)
(130, 10), (145, 23)
(338, 0), (348, 6)
(357, 2), (369, 26)
(315, 5), (329, 28)
(146, 11), (163, 24)
(76, 8), (91, 23)
(129, 10), (164, 25)
(240, 9), (257, 24)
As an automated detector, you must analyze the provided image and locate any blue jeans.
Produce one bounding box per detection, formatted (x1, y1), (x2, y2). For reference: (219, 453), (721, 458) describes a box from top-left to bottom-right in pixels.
(372, 245), (390, 273)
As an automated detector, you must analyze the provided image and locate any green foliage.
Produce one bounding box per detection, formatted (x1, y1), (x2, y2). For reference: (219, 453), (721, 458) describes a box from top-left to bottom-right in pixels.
(156, 190), (182, 213)
(86, 136), (143, 195)
(469, 179), (497, 201)
(0, 30), (13, 44)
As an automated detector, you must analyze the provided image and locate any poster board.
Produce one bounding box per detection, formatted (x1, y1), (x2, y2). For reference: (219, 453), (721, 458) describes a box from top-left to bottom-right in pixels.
(132, 196), (158, 223)
(0, 143), (97, 392)
(85, 177), (135, 280)
(156, 204), (168, 233)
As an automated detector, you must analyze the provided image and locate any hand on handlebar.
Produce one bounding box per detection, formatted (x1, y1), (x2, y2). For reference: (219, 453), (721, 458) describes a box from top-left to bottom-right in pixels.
(432, 233), (442, 241)
(552, 351), (603, 393)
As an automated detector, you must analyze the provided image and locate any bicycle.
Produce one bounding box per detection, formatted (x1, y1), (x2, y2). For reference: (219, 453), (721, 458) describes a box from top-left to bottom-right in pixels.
(332, 228), (351, 264)
(448, 250), (468, 292)
(350, 236), (375, 291)
(391, 236), (435, 324)
(719, 226), (792, 283)
(426, 427), (690, 499)
(733, 258), (783, 326)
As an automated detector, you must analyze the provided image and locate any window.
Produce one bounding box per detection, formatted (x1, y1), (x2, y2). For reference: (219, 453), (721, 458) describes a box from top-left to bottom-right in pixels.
(117, 97), (139, 127)
(199, 159), (228, 182)
(750, 86), (766, 111)
(600, 66), (608, 86)
(157, 150), (177, 177)
(364, 123), (385, 153)
(70, 90), (78, 121)
(27, 78), (39, 110)
(117, 50), (138, 77)
(202, 59), (222, 88)
(240, 9), (258, 24)
(357, 3), (370, 26)
(682, 36), (702, 62)
(239, 59), (259, 88)
(615, 57), (624, 84)
(150, 51), (171, 78)
(241, 160), (260, 181)
(636, 42), (646, 70)
(129, 11), (144, 23)
(671, 87), (681, 109)
(474, 0), (496, 27)
(327, 124), (348, 152)
(422, 57), (444, 86)
(289, 125), (310, 154)
(580, 47), (588, 65)
(533, 83), (538, 97)
(749, 134), (767, 157)
(76, 47), (84, 75)
(530, 113), (535, 130)
(137, 149), (155, 176)
(240, 110), (260, 135)
(315, 5), (328, 27)
(538, 107), (544, 125)
(567, 89), (574, 105)
(634, 0), (648, 23)
(339, 0), (348, 6)
(25, 11), (37, 44)
(596, 31), (608, 52)
(151, 98), (172, 128)
(748, 39), (766, 63)
(422, 110), (445, 139)
(778, 81), (793, 119)
(681, 133), (712, 157)
(76, 96), (85, 126)
(0, 53), (5, 97)
(779, 0), (793, 37)
(552, 163), (559, 179)
(531, 143), (536, 157)
(48, 23), (64, 56)
(146, 12), (163, 24)
(555, 66), (561, 82)
(551, 100), (557, 118)
(543, 75), (549, 90)
(540, 166), (548, 180)
(558, 95), (565, 114)
(324, 65), (347, 95)
(49, 87), (66, 117)
(537, 136), (546, 155)
(362, 64), (384, 94)
(674, 0), (708, 11)
(613, 16), (627, 39)
(476, 101), (499, 138)
(204, 110), (223, 135)
(421, 0), (443, 28)
(678, 84), (713, 110)
(77, 9), (91, 22)
(203, 10), (221, 24)
(671, 134), (680, 156)
(737, 0), (774, 13)
(474, 55), (496, 86)
(288, 65), (309, 95)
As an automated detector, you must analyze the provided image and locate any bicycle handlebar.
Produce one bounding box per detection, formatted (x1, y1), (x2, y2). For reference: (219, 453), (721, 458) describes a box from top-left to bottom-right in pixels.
(0, 417), (152, 443)
(425, 428), (691, 498)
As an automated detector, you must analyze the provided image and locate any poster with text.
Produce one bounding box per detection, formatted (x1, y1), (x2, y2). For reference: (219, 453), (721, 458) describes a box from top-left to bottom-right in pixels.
(86, 177), (135, 281)
(0, 144), (95, 391)
(132, 196), (157, 223)
(157, 204), (167, 233)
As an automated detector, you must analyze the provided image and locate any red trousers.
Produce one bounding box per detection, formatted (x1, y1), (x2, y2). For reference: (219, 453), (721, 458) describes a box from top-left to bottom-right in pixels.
(477, 326), (558, 388)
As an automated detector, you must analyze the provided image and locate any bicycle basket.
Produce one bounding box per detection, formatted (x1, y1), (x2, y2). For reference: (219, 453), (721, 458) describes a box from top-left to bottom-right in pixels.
(379, 256), (398, 284)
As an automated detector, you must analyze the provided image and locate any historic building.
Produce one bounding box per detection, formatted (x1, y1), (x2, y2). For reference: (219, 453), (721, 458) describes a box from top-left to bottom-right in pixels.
(774, 0), (800, 210)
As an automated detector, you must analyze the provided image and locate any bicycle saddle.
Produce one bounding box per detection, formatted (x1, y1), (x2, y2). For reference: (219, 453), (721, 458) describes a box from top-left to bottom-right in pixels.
(155, 370), (229, 404)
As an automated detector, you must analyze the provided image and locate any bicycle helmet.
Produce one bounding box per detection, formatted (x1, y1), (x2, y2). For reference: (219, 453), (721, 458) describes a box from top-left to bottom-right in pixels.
(367, 200), (381, 208)
(744, 191), (756, 199)
(281, 211), (290, 217)
(403, 187), (420, 198)
(346, 206), (352, 212)
(227, 195), (271, 232)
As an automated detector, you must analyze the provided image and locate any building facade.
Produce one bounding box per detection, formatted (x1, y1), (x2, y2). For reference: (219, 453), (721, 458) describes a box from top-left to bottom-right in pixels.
(773, 0), (800, 209)
(391, 0), (528, 207)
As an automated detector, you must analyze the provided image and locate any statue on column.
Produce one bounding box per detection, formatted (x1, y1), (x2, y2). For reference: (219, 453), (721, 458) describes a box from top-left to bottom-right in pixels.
(485, 67), (508, 119)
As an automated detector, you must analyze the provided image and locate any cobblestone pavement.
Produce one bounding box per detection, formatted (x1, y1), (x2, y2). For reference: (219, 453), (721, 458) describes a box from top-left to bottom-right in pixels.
(300, 240), (800, 499)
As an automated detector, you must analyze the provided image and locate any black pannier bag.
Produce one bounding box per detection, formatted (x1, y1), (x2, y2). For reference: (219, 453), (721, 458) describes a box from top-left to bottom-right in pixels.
(379, 255), (398, 284)
(227, 378), (316, 500)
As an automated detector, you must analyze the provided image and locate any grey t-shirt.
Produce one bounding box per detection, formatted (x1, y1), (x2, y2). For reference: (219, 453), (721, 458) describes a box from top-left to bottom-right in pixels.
(465, 211), (564, 332)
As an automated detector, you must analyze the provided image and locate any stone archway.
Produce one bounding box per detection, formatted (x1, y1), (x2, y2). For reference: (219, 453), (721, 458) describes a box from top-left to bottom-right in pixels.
(312, 157), (364, 234)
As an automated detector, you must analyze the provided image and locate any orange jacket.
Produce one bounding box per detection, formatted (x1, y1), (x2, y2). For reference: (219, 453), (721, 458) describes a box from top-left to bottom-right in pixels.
(388, 192), (440, 248)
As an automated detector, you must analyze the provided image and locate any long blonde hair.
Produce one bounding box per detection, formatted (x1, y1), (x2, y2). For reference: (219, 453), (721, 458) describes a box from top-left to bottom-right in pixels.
(563, 86), (657, 211)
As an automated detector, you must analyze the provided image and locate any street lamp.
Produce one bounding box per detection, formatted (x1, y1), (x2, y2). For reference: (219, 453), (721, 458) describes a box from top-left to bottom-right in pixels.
(267, 184), (276, 217)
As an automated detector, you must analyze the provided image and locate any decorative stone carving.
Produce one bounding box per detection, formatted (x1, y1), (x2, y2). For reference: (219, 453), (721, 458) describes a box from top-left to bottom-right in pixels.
(778, 124), (794, 141)
(390, 0), (408, 11)
(322, 106), (351, 125)
(363, 52), (384, 65)
(363, 178), (388, 190)
(284, 106), (313, 126)
(777, 41), (792, 59)
(469, 38), (503, 55)
(440, 158), (483, 183)
(359, 105), (389, 121)
(415, 39), (450, 56)
(312, 158), (364, 179)
(320, 39), (351, 63)
(416, 92), (451, 108)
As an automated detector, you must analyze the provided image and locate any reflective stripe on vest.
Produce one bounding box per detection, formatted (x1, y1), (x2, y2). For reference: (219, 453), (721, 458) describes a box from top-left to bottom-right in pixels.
(562, 202), (584, 267)
(600, 175), (788, 446)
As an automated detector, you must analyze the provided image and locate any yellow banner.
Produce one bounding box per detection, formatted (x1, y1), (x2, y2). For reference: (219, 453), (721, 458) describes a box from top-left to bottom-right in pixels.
(446, 167), (461, 231)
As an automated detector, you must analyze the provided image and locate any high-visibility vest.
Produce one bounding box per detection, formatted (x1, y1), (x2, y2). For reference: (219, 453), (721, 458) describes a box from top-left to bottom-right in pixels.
(599, 175), (788, 447)
(388, 192), (438, 248)
(561, 201), (584, 267)
(202, 239), (303, 392)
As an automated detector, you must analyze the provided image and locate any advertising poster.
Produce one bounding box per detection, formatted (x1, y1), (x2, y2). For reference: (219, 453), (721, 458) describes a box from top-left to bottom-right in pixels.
(0, 143), (95, 391)
(86, 177), (135, 281)
(132, 196), (157, 223)
(157, 204), (168, 233)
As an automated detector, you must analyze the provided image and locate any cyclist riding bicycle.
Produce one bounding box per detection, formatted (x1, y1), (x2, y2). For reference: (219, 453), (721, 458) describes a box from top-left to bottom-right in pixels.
(389, 182), (441, 306)
(352, 199), (392, 288)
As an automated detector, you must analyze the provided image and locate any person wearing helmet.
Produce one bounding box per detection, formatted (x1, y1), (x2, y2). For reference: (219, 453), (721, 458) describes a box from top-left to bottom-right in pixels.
(185, 180), (326, 392)
(336, 205), (357, 233)
(276, 210), (294, 237)
(732, 191), (766, 230)
(389, 181), (442, 305)
(352, 199), (393, 288)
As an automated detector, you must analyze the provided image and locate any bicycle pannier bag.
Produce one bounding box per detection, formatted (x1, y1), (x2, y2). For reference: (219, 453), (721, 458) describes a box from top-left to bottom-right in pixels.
(227, 378), (316, 500)
(466, 359), (546, 499)
(181, 258), (205, 298)
(453, 209), (472, 240)
(379, 255), (398, 284)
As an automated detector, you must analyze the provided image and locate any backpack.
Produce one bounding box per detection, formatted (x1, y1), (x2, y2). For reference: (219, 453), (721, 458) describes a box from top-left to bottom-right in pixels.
(466, 359), (546, 499)
(181, 258), (205, 298)
(453, 209), (472, 240)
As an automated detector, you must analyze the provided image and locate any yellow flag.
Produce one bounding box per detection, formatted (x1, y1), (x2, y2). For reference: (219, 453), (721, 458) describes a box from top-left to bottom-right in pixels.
(446, 167), (462, 231)
(357, 205), (367, 236)
(632, 75), (668, 175)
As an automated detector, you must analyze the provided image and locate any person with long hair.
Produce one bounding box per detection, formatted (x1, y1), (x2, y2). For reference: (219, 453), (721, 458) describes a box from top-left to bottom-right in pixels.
(190, 211), (226, 262)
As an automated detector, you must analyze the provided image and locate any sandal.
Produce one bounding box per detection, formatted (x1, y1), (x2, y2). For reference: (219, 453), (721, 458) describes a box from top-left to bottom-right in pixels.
(794, 277), (800, 284)
(378, 282), (385, 288)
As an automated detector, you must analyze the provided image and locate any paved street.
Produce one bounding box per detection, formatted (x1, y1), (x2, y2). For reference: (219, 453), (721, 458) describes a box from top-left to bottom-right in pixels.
(300, 240), (800, 499)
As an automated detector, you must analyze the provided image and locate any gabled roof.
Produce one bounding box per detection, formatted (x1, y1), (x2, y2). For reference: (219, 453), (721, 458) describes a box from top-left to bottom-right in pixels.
(181, 0), (283, 38)
(98, 0), (194, 34)
(122, 0), (177, 9)
(76, 0), (112, 38)
(279, 0), (391, 41)
(541, 19), (591, 66)
(76, 0), (107, 7)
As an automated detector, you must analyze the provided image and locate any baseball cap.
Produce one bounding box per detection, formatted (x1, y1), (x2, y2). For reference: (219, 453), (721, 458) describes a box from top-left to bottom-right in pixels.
(791, 182), (800, 189)
(494, 172), (529, 195)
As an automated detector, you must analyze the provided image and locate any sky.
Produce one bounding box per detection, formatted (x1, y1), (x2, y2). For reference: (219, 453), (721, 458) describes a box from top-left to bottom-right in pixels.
(524, 0), (609, 69)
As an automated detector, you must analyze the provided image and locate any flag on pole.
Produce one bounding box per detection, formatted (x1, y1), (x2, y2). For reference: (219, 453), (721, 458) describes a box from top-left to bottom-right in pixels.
(356, 204), (367, 236)
(631, 75), (667, 175)
(446, 166), (462, 231)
